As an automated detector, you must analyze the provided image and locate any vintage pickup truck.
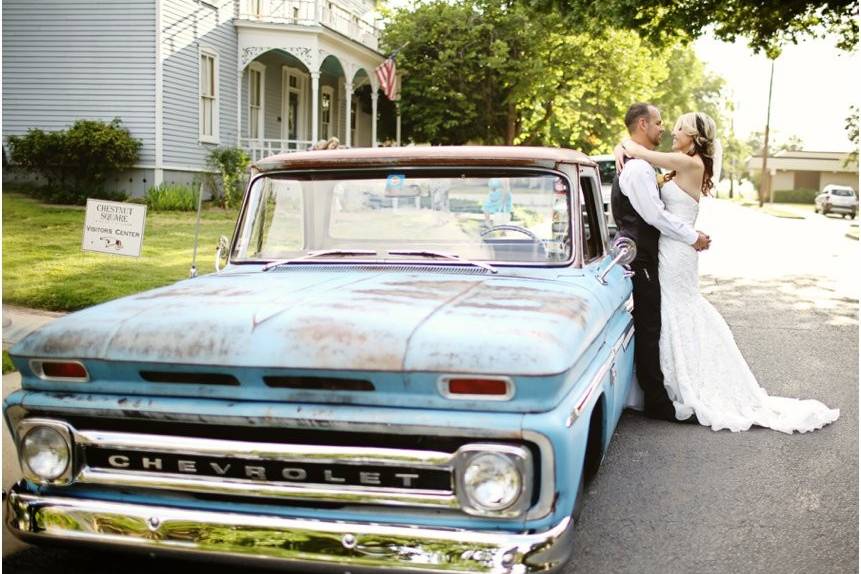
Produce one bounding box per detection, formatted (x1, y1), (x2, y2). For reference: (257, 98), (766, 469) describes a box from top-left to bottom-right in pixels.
(5, 146), (637, 573)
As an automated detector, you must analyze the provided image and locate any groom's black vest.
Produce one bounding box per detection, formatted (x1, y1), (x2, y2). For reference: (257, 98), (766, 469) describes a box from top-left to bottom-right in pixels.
(610, 160), (660, 265)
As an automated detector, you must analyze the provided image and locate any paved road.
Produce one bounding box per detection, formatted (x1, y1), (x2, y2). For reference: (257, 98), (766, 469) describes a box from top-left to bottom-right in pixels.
(2, 199), (857, 573)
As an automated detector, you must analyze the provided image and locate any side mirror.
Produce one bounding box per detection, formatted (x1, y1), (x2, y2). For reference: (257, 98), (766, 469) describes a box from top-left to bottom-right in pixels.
(215, 235), (230, 272)
(596, 236), (637, 285)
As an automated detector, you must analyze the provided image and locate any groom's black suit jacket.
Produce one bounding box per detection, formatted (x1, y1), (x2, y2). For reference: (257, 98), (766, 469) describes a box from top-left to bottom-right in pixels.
(609, 158), (660, 265)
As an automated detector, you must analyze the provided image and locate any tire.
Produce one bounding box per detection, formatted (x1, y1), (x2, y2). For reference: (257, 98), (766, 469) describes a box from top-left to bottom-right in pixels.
(570, 466), (585, 525)
(852, 212), (857, 219)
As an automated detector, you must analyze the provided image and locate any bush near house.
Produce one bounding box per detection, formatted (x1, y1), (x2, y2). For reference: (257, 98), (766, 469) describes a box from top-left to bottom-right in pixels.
(146, 183), (201, 211)
(773, 189), (818, 204)
(6, 118), (141, 205)
(207, 147), (250, 209)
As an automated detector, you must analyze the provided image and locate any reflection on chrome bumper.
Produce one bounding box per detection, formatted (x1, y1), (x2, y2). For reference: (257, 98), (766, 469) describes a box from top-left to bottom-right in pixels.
(7, 483), (574, 573)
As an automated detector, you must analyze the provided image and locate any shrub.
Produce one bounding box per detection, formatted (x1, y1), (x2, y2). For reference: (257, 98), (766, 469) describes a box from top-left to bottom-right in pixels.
(207, 147), (250, 209)
(773, 188), (818, 204)
(6, 118), (141, 204)
(145, 183), (200, 211)
(6, 128), (66, 187)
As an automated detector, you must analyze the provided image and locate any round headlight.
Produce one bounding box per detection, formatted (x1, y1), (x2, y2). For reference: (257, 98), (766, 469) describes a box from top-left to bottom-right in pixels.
(463, 452), (522, 511)
(22, 426), (70, 481)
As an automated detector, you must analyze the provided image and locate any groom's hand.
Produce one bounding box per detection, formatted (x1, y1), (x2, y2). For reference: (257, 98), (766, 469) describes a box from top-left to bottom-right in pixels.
(692, 231), (711, 251)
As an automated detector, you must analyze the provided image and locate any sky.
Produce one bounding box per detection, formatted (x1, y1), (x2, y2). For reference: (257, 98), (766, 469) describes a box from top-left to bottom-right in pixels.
(694, 33), (859, 152)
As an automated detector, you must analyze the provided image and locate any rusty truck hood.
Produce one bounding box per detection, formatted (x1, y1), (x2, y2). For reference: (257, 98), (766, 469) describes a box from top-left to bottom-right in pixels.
(13, 270), (605, 376)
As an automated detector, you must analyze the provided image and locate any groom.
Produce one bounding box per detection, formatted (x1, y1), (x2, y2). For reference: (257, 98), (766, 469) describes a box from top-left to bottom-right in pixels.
(611, 103), (710, 422)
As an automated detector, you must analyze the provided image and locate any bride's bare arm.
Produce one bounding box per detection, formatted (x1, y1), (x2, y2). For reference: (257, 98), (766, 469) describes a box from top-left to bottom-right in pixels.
(620, 139), (699, 173)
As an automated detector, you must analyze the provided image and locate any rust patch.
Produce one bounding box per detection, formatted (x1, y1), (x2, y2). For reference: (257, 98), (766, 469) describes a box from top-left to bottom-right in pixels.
(135, 286), (255, 300)
(25, 328), (112, 357)
(107, 320), (240, 362)
(283, 317), (404, 370)
(457, 285), (591, 325)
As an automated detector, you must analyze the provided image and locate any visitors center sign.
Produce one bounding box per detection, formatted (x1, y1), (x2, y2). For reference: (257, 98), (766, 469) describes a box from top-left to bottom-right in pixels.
(82, 199), (147, 257)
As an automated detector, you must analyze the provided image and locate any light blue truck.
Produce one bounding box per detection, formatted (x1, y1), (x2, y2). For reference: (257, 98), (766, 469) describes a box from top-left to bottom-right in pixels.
(5, 146), (637, 573)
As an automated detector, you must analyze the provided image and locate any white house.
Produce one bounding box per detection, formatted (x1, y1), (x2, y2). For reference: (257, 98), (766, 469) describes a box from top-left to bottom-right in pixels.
(2, 0), (400, 196)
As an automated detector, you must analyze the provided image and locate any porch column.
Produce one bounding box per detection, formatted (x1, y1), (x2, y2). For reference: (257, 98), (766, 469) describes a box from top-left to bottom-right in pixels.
(237, 66), (243, 147)
(311, 71), (320, 143)
(343, 81), (354, 147)
(371, 90), (378, 147)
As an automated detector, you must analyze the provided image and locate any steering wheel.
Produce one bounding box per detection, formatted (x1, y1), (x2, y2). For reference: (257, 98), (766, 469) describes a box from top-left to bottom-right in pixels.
(480, 224), (538, 240)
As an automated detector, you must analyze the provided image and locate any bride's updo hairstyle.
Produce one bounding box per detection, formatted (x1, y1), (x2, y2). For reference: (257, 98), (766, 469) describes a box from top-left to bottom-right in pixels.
(675, 111), (717, 195)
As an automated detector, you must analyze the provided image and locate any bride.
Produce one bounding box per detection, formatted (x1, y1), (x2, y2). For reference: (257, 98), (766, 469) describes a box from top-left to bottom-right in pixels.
(615, 111), (839, 434)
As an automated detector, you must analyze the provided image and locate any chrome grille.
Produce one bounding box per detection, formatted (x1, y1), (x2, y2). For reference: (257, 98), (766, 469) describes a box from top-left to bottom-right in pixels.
(74, 429), (459, 508)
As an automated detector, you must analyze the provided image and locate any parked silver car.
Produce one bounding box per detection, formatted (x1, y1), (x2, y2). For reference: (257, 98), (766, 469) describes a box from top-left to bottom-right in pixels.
(815, 185), (858, 218)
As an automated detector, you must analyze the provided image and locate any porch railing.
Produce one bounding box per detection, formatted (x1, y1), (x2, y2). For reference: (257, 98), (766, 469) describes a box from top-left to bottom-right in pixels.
(241, 138), (316, 163)
(238, 0), (381, 51)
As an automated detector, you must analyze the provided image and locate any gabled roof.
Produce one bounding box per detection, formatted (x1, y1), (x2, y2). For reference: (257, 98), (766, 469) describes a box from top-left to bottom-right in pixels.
(747, 150), (858, 173)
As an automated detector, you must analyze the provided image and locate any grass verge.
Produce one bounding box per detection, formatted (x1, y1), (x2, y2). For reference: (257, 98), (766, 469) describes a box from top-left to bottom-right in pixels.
(2, 193), (238, 311)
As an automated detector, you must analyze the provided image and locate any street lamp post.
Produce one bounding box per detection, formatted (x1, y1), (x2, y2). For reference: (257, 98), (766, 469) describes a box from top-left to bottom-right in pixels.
(759, 59), (775, 207)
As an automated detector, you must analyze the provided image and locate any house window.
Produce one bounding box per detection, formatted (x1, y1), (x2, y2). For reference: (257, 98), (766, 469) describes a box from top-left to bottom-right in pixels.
(248, 63), (265, 141)
(199, 49), (219, 143)
(321, 86), (333, 139)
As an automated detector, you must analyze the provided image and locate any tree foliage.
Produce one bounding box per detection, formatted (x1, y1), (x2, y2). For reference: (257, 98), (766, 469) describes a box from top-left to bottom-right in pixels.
(846, 105), (859, 164)
(529, 0), (859, 58)
(207, 147), (251, 209)
(382, 0), (727, 154)
(746, 131), (805, 155)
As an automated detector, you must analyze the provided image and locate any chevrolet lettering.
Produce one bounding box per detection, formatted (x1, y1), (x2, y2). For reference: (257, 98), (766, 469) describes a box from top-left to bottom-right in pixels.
(6, 147), (637, 573)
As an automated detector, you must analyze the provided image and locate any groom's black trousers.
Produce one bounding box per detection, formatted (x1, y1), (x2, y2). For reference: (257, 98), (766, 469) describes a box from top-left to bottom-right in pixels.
(630, 259), (676, 420)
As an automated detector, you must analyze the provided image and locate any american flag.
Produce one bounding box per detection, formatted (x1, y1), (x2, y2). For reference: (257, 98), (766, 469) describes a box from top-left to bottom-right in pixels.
(375, 56), (398, 101)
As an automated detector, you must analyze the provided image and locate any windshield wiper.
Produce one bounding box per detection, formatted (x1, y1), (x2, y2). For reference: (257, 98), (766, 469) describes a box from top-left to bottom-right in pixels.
(262, 250), (378, 271)
(387, 250), (497, 274)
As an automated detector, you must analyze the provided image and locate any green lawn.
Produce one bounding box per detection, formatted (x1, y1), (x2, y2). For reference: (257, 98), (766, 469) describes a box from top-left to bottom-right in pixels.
(2, 193), (238, 311)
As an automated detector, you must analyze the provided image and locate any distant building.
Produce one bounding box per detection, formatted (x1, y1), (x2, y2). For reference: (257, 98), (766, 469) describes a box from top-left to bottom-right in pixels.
(2, 0), (400, 196)
(746, 150), (859, 193)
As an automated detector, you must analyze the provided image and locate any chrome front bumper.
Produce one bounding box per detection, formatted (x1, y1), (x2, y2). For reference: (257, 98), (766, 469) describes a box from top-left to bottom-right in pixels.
(7, 483), (575, 573)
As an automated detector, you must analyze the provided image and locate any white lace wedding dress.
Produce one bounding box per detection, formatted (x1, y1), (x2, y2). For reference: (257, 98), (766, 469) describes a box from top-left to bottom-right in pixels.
(656, 180), (840, 434)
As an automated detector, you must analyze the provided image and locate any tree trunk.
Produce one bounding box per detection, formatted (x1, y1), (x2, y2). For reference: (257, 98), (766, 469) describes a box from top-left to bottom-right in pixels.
(506, 101), (517, 145)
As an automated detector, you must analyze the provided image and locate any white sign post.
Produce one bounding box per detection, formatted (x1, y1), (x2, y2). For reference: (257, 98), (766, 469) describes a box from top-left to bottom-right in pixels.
(82, 199), (148, 257)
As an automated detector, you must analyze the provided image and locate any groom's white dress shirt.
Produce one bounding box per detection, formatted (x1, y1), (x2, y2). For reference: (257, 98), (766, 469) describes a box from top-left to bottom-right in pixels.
(619, 159), (698, 245)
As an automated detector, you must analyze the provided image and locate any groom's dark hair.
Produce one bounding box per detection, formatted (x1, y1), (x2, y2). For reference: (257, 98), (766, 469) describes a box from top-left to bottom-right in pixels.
(625, 103), (656, 133)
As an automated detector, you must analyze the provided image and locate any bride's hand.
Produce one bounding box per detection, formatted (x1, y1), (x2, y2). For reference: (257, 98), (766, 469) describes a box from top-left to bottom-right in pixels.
(613, 143), (626, 172)
(621, 138), (647, 158)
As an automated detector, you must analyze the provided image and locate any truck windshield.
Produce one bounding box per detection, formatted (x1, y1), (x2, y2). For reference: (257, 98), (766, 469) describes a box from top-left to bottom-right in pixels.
(231, 170), (573, 265)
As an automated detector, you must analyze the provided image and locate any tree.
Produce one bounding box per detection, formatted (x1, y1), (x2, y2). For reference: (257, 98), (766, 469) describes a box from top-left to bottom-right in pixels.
(746, 131), (804, 155)
(530, 0), (858, 57)
(382, 0), (726, 153)
(846, 105), (859, 164)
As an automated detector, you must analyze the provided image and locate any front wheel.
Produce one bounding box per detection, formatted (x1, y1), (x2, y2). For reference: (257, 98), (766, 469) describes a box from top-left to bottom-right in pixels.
(851, 212), (857, 219)
(570, 466), (585, 525)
